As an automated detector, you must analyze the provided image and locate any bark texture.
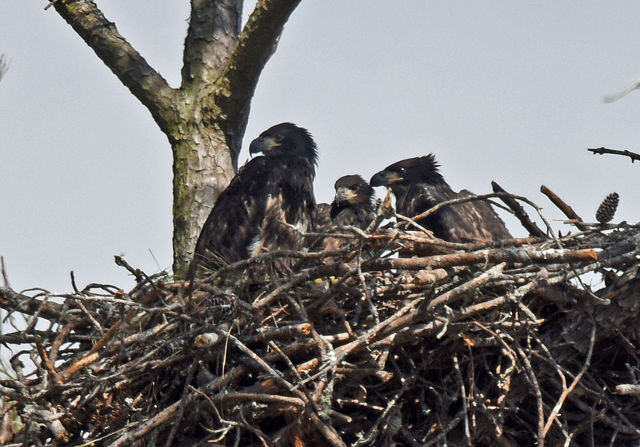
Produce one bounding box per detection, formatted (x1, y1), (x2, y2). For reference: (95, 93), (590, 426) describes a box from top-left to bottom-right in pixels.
(51, 0), (301, 276)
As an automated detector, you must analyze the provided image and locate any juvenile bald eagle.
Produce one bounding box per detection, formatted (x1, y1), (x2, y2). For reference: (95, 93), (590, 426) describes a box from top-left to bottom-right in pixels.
(330, 175), (376, 228)
(313, 175), (377, 257)
(316, 175), (376, 231)
(370, 155), (511, 242)
(188, 123), (317, 278)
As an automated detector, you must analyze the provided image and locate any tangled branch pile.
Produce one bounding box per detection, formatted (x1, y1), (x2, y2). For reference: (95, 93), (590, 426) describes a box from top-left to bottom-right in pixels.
(2, 195), (640, 446)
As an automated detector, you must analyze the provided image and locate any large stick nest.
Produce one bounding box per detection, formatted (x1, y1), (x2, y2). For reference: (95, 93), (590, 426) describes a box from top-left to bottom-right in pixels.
(1, 193), (640, 446)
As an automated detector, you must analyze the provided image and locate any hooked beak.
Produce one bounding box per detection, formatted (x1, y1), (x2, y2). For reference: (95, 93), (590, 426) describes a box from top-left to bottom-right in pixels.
(334, 186), (357, 205)
(370, 170), (403, 187)
(249, 136), (280, 155)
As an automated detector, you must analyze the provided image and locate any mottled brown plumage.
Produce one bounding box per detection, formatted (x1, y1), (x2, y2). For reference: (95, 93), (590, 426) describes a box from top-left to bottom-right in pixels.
(330, 175), (376, 229)
(314, 175), (376, 256)
(314, 175), (376, 231)
(370, 155), (511, 242)
(188, 123), (317, 278)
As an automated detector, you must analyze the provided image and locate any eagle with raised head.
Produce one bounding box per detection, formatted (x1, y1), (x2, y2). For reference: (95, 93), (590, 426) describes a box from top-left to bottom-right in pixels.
(370, 155), (511, 242)
(330, 175), (376, 228)
(314, 175), (376, 232)
(188, 123), (317, 278)
(313, 175), (377, 256)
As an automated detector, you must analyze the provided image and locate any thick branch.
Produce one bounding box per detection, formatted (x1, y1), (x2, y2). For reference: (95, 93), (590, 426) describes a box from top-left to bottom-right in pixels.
(51, 0), (177, 132)
(181, 0), (242, 88)
(363, 247), (597, 271)
(213, 0), (302, 153)
(0, 287), (65, 323)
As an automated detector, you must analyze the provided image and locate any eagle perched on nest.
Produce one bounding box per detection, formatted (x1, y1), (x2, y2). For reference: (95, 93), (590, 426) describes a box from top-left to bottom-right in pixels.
(189, 123), (317, 277)
(330, 175), (376, 228)
(314, 175), (376, 255)
(370, 155), (511, 242)
(315, 175), (376, 231)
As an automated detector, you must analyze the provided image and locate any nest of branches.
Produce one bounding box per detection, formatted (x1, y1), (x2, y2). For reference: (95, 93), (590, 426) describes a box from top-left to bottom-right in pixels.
(1, 189), (640, 447)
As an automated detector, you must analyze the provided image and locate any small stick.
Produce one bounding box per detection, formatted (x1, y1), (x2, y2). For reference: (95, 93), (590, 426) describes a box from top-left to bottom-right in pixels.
(452, 354), (471, 445)
(0, 257), (9, 289)
(427, 263), (506, 310)
(163, 361), (197, 447)
(541, 324), (596, 442)
(540, 185), (588, 231)
(588, 146), (640, 163)
(35, 338), (63, 384)
(114, 256), (143, 282)
(109, 366), (248, 447)
(44, 0), (62, 11)
(491, 181), (548, 238)
(516, 344), (545, 445)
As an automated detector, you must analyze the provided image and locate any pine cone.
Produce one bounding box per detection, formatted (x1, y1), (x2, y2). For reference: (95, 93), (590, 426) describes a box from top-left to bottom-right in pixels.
(595, 192), (619, 224)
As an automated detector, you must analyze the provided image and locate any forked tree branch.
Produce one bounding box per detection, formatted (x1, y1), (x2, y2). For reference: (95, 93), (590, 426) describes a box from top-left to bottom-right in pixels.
(50, 0), (177, 132)
(213, 0), (302, 150)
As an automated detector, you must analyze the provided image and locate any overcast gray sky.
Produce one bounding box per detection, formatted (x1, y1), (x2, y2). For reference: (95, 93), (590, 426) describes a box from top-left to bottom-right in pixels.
(2, 2), (640, 292)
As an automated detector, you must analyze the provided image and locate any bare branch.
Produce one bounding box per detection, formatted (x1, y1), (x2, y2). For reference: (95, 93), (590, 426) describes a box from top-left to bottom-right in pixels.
(588, 146), (640, 163)
(50, 0), (177, 132)
(0, 257), (9, 289)
(213, 0), (302, 151)
(541, 324), (596, 442)
(540, 185), (588, 231)
(363, 246), (597, 272)
(492, 181), (548, 238)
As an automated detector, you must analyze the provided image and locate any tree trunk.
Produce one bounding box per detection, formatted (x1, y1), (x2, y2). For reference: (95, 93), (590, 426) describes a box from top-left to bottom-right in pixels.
(170, 122), (236, 276)
(50, 0), (301, 277)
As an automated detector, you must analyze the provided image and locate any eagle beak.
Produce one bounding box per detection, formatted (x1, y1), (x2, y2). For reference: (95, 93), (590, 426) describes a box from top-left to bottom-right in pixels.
(370, 170), (402, 187)
(249, 136), (280, 155)
(334, 187), (356, 204)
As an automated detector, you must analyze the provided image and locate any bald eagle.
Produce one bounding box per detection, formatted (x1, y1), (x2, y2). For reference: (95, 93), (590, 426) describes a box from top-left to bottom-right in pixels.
(188, 123), (317, 278)
(330, 175), (376, 228)
(316, 175), (376, 231)
(312, 175), (377, 257)
(370, 155), (511, 242)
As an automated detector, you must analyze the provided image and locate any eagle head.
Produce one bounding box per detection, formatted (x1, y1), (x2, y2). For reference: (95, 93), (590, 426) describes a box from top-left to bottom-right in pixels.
(370, 154), (445, 187)
(249, 122), (318, 165)
(333, 175), (374, 208)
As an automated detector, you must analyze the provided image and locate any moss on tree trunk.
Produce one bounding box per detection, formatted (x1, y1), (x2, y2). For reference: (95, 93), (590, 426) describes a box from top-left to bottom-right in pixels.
(51, 0), (301, 276)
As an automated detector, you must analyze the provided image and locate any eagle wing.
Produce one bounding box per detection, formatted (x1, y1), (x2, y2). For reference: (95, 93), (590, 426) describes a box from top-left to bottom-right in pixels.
(330, 204), (375, 229)
(256, 157), (316, 253)
(400, 183), (511, 243)
(190, 155), (316, 277)
(190, 157), (272, 273)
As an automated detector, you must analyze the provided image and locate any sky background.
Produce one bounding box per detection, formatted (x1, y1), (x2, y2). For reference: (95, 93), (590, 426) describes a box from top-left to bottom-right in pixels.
(2, 1), (640, 292)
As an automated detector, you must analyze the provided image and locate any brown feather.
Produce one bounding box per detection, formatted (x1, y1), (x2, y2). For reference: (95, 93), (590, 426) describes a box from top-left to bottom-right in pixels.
(371, 155), (511, 243)
(188, 123), (317, 279)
